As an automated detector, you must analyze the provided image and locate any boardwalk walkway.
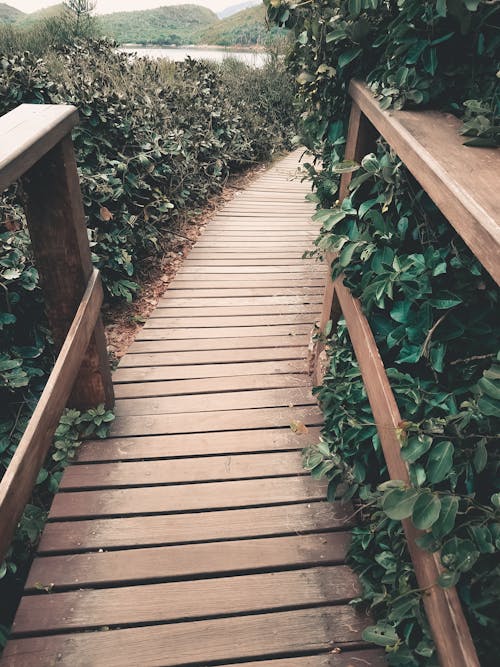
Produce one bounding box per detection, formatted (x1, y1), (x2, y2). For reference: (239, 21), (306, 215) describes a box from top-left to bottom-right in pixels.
(2, 152), (384, 666)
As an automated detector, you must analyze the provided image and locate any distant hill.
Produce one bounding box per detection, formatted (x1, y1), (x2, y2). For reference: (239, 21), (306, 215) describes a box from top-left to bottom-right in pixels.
(16, 3), (67, 27)
(218, 1), (260, 20)
(98, 4), (218, 45)
(198, 5), (283, 47)
(0, 3), (25, 24)
(0, 2), (284, 49)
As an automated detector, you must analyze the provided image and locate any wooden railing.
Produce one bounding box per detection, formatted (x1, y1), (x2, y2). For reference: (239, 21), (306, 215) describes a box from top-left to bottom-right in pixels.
(0, 104), (114, 563)
(314, 81), (500, 667)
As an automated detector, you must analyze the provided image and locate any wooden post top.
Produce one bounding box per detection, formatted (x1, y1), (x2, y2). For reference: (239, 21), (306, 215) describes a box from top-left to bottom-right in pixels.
(0, 104), (79, 191)
(349, 80), (500, 286)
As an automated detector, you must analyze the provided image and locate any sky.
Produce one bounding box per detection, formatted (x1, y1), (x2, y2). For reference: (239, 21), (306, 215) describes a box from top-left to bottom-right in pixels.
(6, 1), (247, 15)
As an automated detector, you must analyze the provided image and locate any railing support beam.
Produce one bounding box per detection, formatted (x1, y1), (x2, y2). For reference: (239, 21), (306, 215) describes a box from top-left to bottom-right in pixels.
(22, 135), (114, 409)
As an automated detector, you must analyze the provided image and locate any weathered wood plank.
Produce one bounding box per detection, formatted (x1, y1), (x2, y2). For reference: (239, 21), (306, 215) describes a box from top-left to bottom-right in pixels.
(224, 651), (387, 667)
(113, 387), (314, 416)
(13, 565), (360, 635)
(157, 296), (322, 307)
(49, 476), (327, 519)
(38, 501), (349, 552)
(26, 532), (349, 590)
(113, 360), (309, 383)
(150, 305), (320, 318)
(117, 347), (309, 368)
(2, 605), (367, 667)
(129, 335), (310, 354)
(109, 405), (323, 437)
(113, 374), (311, 399)
(76, 427), (321, 461)
(142, 314), (318, 328)
(135, 324), (313, 340)
(60, 451), (307, 489)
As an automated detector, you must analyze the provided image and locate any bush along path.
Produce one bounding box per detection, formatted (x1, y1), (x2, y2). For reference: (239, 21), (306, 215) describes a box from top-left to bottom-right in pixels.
(0, 37), (296, 643)
(266, 1), (499, 665)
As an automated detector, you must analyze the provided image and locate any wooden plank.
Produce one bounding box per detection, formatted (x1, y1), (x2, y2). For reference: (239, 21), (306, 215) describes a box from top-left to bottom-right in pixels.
(76, 427), (321, 462)
(2, 605), (367, 667)
(195, 243), (314, 249)
(176, 267), (321, 276)
(49, 476), (327, 519)
(142, 315), (318, 328)
(13, 565), (360, 635)
(38, 501), (349, 552)
(0, 270), (103, 563)
(22, 134), (113, 408)
(26, 532), (349, 590)
(181, 259), (318, 266)
(169, 278), (325, 288)
(129, 335), (310, 354)
(157, 296), (323, 307)
(0, 104), (78, 190)
(224, 651), (387, 667)
(113, 386), (315, 416)
(149, 305), (320, 316)
(109, 405), (323, 437)
(113, 360), (309, 383)
(117, 347), (308, 368)
(135, 324), (313, 340)
(335, 277), (479, 667)
(163, 287), (322, 296)
(350, 80), (500, 286)
(113, 374), (311, 399)
(169, 273), (321, 282)
(60, 451), (307, 489)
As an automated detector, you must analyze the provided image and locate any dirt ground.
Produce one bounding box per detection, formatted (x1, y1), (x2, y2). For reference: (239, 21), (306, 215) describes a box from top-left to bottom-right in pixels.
(102, 160), (279, 364)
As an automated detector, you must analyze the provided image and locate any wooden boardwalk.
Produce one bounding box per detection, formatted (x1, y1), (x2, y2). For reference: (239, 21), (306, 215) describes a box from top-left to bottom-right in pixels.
(2, 152), (384, 666)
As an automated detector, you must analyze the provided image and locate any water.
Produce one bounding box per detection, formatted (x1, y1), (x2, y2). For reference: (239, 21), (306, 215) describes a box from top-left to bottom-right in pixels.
(119, 46), (268, 68)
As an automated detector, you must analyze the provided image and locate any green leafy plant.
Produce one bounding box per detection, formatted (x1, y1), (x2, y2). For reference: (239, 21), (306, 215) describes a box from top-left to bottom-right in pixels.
(267, 1), (499, 663)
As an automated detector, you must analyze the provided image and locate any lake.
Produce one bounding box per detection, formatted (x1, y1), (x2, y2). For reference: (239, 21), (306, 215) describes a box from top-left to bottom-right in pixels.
(119, 47), (268, 68)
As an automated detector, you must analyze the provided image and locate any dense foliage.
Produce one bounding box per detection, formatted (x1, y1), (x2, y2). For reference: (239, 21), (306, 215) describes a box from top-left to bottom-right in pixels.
(267, 0), (499, 664)
(0, 31), (296, 639)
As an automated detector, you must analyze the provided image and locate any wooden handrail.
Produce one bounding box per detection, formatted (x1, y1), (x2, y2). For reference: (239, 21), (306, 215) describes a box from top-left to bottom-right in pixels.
(0, 104), (114, 563)
(315, 85), (484, 667)
(0, 104), (78, 191)
(0, 269), (103, 562)
(349, 80), (500, 286)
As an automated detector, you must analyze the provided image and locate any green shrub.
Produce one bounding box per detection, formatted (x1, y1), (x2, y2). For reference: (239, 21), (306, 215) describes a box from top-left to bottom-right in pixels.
(267, 0), (499, 663)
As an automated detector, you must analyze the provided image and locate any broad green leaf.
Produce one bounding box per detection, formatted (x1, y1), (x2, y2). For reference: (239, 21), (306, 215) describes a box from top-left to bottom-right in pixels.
(382, 487), (420, 519)
(338, 48), (363, 69)
(412, 491), (441, 529)
(426, 440), (454, 483)
(402, 434), (433, 463)
(432, 495), (459, 538)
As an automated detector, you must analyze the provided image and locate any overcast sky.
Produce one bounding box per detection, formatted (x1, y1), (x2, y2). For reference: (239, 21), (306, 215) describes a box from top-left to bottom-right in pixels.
(7, 1), (245, 15)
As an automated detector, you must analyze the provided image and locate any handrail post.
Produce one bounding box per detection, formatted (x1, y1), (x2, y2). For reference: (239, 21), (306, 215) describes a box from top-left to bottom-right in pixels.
(22, 134), (114, 408)
(313, 101), (377, 384)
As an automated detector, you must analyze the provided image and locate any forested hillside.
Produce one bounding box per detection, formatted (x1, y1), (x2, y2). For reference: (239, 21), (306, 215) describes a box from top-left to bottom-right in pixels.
(98, 4), (218, 45)
(198, 5), (284, 46)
